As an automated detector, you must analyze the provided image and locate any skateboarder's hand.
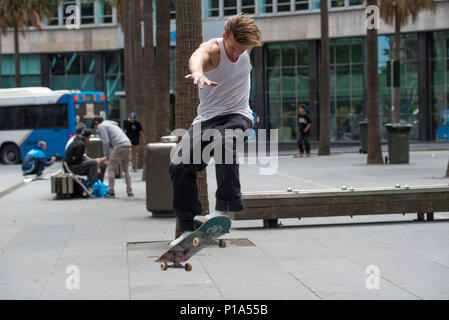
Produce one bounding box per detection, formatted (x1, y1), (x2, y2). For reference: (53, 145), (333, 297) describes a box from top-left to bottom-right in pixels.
(185, 72), (218, 89)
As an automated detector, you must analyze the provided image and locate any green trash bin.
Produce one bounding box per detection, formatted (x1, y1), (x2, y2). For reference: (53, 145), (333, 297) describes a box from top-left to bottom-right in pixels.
(359, 120), (368, 154)
(384, 123), (412, 164)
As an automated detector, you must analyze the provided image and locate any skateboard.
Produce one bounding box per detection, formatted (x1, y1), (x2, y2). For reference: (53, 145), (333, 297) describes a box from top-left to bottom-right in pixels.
(63, 162), (96, 198)
(156, 216), (231, 272)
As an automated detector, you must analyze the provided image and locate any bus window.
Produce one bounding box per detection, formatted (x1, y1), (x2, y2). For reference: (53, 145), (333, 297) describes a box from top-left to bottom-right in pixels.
(0, 104), (68, 130)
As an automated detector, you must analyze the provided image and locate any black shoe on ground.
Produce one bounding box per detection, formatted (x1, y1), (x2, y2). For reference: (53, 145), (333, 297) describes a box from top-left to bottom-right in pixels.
(105, 192), (115, 198)
(127, 193), (134, 197)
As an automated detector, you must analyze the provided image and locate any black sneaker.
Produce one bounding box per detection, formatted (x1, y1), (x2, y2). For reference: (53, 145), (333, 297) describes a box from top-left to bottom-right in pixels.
(105, 192), (115, 198)
(127, 193), (134, 197)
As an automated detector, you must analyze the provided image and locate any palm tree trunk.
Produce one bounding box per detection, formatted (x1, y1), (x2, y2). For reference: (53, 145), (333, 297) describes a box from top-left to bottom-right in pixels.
(132, 0), (145, 169)
(174, 0), (209, 238)
(366, 0), (383, 164)
(392, 5), (401, 123)
(318, 0), (330, 156)
(155, 0), (171, 140)
(142, 0), (156, 181)
(124, 0), (134, 115)
(14, 24), (20, 87)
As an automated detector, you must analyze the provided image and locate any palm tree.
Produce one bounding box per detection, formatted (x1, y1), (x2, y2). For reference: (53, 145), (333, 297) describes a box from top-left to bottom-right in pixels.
(366, 0), (383, 164)
(155, 0), (171, 140)
(174, 0), (209, 238)
(318, 0), (331, 156)
(380, 0), (436, 123)
(0, 0), (60, 87)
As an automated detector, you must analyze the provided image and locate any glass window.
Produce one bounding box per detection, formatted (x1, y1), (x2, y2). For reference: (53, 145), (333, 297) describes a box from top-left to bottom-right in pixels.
(259, 0), (273, 14)
(224, 0), (237, 16)
(282, 68), (296, 92)
(297, 67), (309, 92)
(0, 104), (68, 130)
(98, 0), (113, 24)
(281, 43), (296, 67)
(105, 52), (119, 75)
(349, 0), (364, 5)
(311, 0), (320, 9)
(351, 38), (363, 63)
(81, 0), (95, 24)
(336, 65), (350, 90)
(295, 1), (308, 11)
(242, 0), (255, 14)
(268, 69), (281, 93)
(335, 39), (350, 64)
(82, 53), (95, 74)
(296, 42), (309, 66)
(351, 64), (363, 90)
(267, 44), (281, 67)
(206, 0), (219, 17)
(331, 0), (345, 8)
(277, 0), (291, 12)
(51, 54), (65, 75)
(66, 53), (81, 75)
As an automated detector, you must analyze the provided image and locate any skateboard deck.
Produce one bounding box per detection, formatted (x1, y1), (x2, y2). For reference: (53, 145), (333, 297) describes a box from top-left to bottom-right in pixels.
(63, 162), (96, 198)
(156, 215), (231, 271)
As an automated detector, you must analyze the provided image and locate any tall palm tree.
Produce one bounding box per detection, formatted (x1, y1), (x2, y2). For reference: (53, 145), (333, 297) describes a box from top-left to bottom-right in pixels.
(155, 0), (171, 140)
(366, 0), (383, 164)
(0, 0), (60, 87)
(380, 0), (436, 123)
(174, 0), (209, 238)
(318, 0), (331, 156)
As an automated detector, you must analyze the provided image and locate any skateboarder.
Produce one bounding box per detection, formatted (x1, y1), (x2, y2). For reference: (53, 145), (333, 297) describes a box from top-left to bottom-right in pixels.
(22, 141), (56, 177)
(297, 104), (311, 158)
(169, 13), (262, 247)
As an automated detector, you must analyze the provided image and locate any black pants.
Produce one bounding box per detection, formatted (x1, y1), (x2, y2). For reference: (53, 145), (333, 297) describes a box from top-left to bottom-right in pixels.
(69, 160), (106, 188)
(297, 131), (310, 154)
(169, 114), (252, 232)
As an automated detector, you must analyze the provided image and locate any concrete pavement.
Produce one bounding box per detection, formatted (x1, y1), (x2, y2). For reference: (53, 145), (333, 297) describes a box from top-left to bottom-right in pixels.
(1, 149), (449, 299)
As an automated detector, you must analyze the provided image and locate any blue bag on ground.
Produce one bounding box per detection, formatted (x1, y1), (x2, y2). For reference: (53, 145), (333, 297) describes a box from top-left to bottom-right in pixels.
(92, 179), (109, 197)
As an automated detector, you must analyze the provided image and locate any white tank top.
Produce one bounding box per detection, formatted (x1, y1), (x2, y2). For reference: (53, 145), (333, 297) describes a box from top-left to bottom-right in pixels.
(192, 38), (254, 125)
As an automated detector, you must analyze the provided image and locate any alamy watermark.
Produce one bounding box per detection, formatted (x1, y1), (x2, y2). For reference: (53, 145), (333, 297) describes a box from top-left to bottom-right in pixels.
(65, 5), (81, 30)
(170, 126), (279, 175)
(65, 265), (80, 290)
(365, 5), (380, 30)
(365, 265), (381, 290)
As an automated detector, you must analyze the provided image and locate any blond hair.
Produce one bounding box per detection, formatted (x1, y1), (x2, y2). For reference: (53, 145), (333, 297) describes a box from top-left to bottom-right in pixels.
(224, 13), (262, 47)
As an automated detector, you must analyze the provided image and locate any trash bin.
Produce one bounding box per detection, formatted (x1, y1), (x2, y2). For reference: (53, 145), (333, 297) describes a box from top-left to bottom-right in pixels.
(145, 136), (178, 217)
(359, 120), (368, 154)
(384, 123), (412, 164)
(85, 137), (103, 158)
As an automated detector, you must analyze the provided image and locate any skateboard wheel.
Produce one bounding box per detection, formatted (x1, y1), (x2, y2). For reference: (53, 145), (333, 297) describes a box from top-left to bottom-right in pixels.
(218, 239), (227, 248)
(160, 262), (168, 271)
(193, 237), (202, 247)
(185, 263), (192, 272)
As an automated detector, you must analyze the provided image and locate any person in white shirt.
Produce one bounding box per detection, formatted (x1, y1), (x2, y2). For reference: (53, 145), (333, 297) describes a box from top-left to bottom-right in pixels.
(169, 13), (262, 246)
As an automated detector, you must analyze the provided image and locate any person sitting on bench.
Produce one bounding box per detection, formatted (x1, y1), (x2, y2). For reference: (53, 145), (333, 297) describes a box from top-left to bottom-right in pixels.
(64, 129), (107, 190)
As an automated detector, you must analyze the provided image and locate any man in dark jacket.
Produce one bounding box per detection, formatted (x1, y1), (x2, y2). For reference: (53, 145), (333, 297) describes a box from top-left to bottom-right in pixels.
(64, 129), (107, 189)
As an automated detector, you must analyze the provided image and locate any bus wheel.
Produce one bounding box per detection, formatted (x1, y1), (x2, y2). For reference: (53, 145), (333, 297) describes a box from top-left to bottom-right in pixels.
(1, 144), (21, 164)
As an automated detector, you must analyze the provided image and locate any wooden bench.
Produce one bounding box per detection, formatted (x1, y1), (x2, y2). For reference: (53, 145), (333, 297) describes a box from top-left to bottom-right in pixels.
(232, 185), (449, 228)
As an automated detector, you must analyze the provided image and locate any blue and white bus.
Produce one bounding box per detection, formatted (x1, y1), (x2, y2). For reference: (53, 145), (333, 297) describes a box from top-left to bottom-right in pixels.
(0, 87), (108, 164)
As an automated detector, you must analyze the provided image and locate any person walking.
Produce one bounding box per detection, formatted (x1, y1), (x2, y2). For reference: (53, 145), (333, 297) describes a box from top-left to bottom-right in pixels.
(123, 112), (144, 172)
(169, 13), (262, 246)
(296, 104), (312, 158)
(91, 116), (134, 198)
